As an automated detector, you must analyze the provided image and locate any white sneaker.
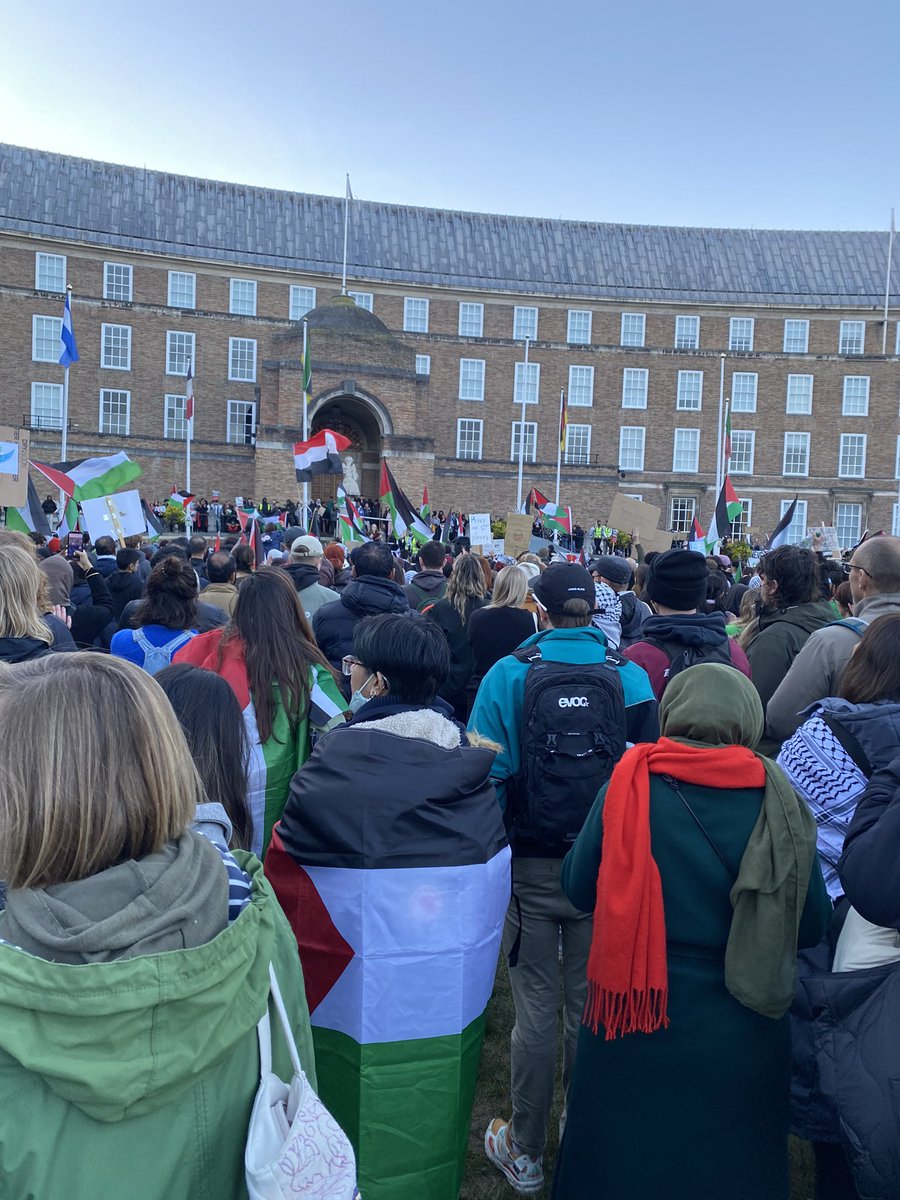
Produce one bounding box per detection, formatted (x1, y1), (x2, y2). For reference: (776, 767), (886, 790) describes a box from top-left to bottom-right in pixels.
(484, 1118), (544, 1194)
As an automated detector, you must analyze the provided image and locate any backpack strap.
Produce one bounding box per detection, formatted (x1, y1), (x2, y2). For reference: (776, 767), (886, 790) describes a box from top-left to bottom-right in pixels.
(513, 644), (543, 665)
(819, 711), (873, 778)
(830, 617), (866, 638)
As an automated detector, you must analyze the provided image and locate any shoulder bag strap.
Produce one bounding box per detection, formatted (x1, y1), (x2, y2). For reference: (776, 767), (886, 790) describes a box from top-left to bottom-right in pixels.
(267, 962), (303, 1077)
(661, 775), (734, 878)
(818, 712), (873, 778)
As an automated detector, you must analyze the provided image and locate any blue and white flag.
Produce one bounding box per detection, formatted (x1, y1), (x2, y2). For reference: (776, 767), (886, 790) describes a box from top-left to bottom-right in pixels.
(58, 291), (79, 368)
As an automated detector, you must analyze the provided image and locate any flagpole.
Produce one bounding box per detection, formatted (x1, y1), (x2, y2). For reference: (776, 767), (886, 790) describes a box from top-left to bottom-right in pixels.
(555, 387), (564, 506)
(883, 208), (895, 356)
(341, 175), (351, 296)
(60, 285), (72, 516)
(515, 338), (530, 512)
(185, 363), (192, 536)
(302, 318), (309, 519)
(715, 353), (725, 499)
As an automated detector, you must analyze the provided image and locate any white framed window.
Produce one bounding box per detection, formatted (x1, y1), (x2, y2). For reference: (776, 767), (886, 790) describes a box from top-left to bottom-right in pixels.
(403, 297), (429, 333)
(32, 315), (62, 362)
(730, 429), (755, 475)
(842, 376), (870, 416)
(893, 504), (900, 537)
(101, 323), (132, 370)
(622, 367), (648, 409)
(511, 421), (538, 463)
(780, 498), (808, 544)
(675, 315), (699, 350)
(458, 302), (484, 337)
(731, 372), (758, 413)
(289, 285), (316, 320)
(35, 252), (66, 292)
(565, 423), (592, 465)
(99, 388), (130, 436)
(783, 432), (810, 476)
(458, 358), (485, 401)
(839, 433), (867, 478)
(513, 306), (538, 341)
(619, 426), (646, 471)
(673, 428), (700, 472)
(227, 399), (256, 445)
(229, 278), (257, 317)
(786, 374), (814, 414)
(676, 370), (703, 411)
(415, 354), (431, 377)
(620, 312), (646, 348)
(30, 382), (63, 430)
(228, 337), (257, 382)
(729, 317), (754, 352)
(669, 496), (697, 534)
(567, 309), (592, 344)
(103, 262), (133, 302)
(839, 320), (865, 355)
(783, 319), (809, 354)
(895, 435), (900, 480)
(835, 503), (862, 549)
(164, 393), (187, 440)
(166, 331), (195, 376)
(456, 418), (483, 460)
(513, 361), (540, 405)
(348, 291), (373, 311)
(896, 323), (900, 355)
(568, 365), (594, 407)
(168, 271), (196, 309)
(730, 499), (752, 539)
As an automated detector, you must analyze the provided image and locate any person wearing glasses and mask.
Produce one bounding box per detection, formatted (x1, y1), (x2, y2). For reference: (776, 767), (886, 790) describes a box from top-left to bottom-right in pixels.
(766, 536), (900, 747)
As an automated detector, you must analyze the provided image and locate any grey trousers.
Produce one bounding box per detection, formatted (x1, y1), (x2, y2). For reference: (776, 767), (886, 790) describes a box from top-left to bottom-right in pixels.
(501, 856), (594, 1157)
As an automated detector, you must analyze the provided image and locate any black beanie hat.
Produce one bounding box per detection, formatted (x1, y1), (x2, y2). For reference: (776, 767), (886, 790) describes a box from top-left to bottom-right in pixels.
(645, 549), (709, 611)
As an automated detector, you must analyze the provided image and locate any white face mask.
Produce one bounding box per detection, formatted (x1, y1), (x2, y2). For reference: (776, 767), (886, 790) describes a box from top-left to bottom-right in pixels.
(348, 673), (375, 713)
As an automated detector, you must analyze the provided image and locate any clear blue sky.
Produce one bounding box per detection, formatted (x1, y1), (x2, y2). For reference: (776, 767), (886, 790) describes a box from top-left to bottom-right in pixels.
(1, 0), (897, 230)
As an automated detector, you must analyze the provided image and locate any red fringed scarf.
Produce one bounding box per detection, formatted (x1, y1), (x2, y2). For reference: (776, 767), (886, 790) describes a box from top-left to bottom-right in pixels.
(584, 737), (765, 1040)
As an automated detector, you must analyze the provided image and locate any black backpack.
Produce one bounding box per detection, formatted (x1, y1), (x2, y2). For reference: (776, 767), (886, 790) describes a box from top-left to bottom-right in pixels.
(642, 634), (736, 684)
(507, 644), (628, 847)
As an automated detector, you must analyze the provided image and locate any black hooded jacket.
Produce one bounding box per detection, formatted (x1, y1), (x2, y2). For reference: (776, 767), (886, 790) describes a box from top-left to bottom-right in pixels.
(312, 575), (410, 674)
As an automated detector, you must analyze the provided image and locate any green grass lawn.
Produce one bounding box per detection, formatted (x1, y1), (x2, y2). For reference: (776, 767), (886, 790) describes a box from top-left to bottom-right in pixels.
(461, 962), (816, 1199)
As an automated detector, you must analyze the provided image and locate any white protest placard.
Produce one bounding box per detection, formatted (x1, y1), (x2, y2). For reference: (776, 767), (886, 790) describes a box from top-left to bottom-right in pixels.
(468, 513), (492, 548)
(80, 490), (146, 542)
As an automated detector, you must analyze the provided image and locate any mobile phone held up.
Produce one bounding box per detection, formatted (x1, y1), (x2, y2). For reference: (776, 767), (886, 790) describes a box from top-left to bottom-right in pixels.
(66, 533), (84, 560)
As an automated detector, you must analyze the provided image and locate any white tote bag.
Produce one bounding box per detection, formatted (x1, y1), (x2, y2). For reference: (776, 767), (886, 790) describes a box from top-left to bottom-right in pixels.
(245, 964), (360, 1200)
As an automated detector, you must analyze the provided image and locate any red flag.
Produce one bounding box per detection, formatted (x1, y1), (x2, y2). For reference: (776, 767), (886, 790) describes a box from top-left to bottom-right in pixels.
(214, 533), (221, 552)
(185, 360), (195, 422)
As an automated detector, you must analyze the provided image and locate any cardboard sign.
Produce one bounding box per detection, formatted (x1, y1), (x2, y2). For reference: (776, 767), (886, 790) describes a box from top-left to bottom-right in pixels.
(0, 426), (29, 508)
(504, 513), (534, 558)
(807, 526), (841, 553)
(638, 527), (676, 555)
(80, 490), (146, 542)
(607, 493), (662, 539)
(468, 513), (492, 548)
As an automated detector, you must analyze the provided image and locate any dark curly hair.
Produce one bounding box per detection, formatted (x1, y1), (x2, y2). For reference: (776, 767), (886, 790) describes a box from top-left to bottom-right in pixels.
(132, 555), (198, 630)
(757, 545), (819, 608)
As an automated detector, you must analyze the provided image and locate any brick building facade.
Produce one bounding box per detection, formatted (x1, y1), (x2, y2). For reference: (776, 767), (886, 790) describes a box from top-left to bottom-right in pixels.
(1, 144), (898, 545)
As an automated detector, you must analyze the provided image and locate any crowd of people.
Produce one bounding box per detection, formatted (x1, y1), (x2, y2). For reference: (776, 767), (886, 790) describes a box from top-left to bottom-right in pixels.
(0, 512), (899, 1199)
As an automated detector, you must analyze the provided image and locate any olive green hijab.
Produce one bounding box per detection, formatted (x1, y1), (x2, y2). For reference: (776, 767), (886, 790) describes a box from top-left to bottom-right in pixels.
(659, 664), (819, 1020)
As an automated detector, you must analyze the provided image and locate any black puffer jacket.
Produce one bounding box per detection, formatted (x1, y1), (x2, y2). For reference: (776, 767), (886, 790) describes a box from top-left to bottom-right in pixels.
(312, 575), (410, 675)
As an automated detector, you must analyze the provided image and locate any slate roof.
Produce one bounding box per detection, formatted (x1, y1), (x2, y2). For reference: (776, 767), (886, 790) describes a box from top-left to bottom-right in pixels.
(0, 144), (897, 308)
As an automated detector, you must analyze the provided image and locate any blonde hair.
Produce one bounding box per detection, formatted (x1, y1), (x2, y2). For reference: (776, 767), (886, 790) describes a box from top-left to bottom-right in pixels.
(0, 654), (204, 888)
(489, 564), (528, 609)
(446, 553), (487, 622)
(0, 544), (52, 643)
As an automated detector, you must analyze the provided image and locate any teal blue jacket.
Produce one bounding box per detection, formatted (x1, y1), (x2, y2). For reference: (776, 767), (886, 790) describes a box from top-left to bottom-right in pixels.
(468, 625), (658, 810)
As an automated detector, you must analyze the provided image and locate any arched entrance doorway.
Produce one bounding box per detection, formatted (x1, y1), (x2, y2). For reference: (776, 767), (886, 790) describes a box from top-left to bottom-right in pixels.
(309, 391), (389, 504)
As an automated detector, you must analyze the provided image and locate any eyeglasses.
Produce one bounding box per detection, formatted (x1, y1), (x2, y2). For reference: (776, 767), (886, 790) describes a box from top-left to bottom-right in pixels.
(341, 655), (362, 677)
(848, 563), (873, 580)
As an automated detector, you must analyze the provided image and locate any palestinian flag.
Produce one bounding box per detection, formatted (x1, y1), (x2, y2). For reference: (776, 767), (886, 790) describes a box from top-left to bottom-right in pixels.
(688, 515), (706, 555)
(141, 499), (163, 540)
(379, 459), (431, 544)
(706, 477), (743, 550)
(264, 737), (511, 1200)
(421, 485), (430, 522)
(56, 498), (80, 539)
(337, 486), (369, 543)
(294, 429), (352, 481)
(531, 487), (572, 536)
(724, 405), (732, 465)
(6, 478), (52, 537)
(559, 387), (569, 454)
(170, 489), (195, 509)
(764, 497), (798, 551)
(174, 629), (347, 856)
(31, 451), (141, 502)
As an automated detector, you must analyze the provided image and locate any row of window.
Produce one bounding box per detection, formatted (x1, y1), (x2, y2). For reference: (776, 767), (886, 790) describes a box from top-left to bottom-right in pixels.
(33, 254), (893, 355)
(28, 383), (256, 444)
(32, 317), (258, 382)
(453, 416), (870, 480)
(667, 496), (875, 551)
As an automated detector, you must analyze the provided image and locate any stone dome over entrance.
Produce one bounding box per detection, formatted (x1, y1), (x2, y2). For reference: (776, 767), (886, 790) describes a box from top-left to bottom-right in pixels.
(290, 294), (395, 340)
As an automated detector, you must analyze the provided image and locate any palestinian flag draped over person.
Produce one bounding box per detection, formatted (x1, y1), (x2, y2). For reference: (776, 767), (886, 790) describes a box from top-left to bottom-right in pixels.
(379, 459), (431, 544)
(264, 742), (511, 1200)
(6, 478), (52, 538)
(31, 451), (141, 502)
(530, 486), (572, 537)
(705, 477), (743, 552)
(294, 429), (352, 482)
(174, 630), (346, 856)
(763, 497), (798, 551)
